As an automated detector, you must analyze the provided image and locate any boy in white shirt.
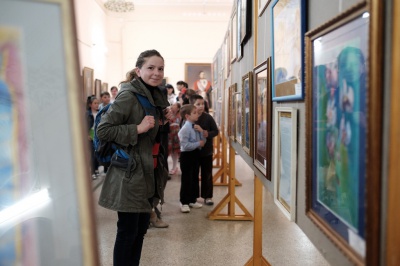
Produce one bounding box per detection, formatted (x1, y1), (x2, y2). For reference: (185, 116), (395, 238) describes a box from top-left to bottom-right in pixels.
(178, 104), (206, 213)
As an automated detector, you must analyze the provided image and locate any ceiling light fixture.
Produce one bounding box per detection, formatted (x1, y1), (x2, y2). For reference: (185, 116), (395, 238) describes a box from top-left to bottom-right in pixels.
(104, 0), (134, 12)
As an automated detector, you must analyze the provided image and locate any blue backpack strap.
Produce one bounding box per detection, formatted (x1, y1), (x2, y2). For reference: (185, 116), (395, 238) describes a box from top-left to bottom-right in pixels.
(135, 93), (157, 117)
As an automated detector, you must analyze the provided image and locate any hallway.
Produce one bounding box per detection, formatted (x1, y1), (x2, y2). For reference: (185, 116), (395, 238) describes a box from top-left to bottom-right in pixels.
(93, 154), (330, 266)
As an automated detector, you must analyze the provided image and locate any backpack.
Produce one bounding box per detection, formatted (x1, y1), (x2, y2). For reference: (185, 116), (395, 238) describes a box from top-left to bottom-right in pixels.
(93, 91), (161, 168)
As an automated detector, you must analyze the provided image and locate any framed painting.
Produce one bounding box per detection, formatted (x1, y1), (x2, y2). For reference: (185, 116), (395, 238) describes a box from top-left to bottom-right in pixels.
(223, 79), (229, 137)
(273, 107), (298, 221)
(242, 72), (253, 156)
(101, 82), (108, 93)
(305, 3), (382, 264)
(239, 0), (251, 44)
(229, 84), (237, 141)
(258, 0), (271, 17)
(184, 63), (212, 92)
(271, 0), (306, 101)
(94, 79), (101, 98)
(0, 0), (99, 265)
(213, 48), (220, 85)
(386, 0), (400, 264)
(253, 59), (272, 179)
(82, 67), (94, 99)
(236, 0), (243, 61)
(230, 8), (237, 63)
(235, 92), (242, 144)
(223, 30), (230, 79)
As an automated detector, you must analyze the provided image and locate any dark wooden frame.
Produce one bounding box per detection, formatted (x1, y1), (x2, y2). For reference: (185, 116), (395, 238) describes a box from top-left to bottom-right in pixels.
(230, 8), (237, 64)
(228, 83), (237, 141)
(184, 63), (212, 92)
(258, 0), (272, 17)
(240, 0), (252, 44)
(253, 58), (272, 180)
(305, 2), (383, 265)
(242, 71), (253, 156)
(235, 92), (242, 144)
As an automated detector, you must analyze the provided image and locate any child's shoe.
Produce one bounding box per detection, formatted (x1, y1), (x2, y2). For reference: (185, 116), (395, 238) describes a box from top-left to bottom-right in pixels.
(189, 202), (203, 208)
(181, 204), (190, 213)
(205, 198), (214, 206)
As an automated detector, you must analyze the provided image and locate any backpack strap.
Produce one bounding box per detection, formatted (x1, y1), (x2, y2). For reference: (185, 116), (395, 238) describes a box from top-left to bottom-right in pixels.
(125, 91), (159, 178)
(135, 93), (157, 117)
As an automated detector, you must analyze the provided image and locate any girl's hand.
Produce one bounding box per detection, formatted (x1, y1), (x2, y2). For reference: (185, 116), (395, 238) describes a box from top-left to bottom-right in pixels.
(163, 107), (174, 121)
(138, 115), (155, 134)
(193, 125), (203, 133)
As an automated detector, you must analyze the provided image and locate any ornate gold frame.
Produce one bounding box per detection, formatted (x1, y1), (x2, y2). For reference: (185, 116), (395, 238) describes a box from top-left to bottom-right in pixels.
(305, 2), (383, 264)
(386, 0), (400, 264)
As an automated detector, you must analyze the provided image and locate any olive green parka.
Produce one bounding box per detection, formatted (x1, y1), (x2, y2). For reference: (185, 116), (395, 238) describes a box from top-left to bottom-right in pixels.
(97, 78), (169, 213)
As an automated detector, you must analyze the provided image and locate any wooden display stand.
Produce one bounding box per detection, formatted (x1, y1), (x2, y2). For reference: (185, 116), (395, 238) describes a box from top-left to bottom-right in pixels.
(244, 176), (271, 266)
(212, 131), (222, 168)
(208, 145), (252, 221)
(213, 134), (242, 186)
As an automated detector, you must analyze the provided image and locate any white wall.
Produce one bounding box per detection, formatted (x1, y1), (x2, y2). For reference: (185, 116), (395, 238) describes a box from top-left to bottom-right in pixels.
(74, 0), (110, 86)
(73, 1), (232, 91)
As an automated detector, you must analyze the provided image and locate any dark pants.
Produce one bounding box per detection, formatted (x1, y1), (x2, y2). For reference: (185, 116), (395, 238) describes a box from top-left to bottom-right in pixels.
(89, 140), (99, 175)
(199, 155), (213, 199)
(180, 149), (200, 205)
(113, 212), (150, 266)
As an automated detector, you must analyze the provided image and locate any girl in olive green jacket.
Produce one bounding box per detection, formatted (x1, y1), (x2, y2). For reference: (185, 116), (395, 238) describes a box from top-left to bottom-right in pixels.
(96, 50), (171, 266)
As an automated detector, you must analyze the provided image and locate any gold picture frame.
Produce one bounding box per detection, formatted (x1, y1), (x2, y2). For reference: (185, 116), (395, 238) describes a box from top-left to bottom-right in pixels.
(305, 2), (383, 264)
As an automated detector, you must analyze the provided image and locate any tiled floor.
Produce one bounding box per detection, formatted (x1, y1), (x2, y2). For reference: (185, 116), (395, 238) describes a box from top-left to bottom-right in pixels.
(93, 154), (330, 266)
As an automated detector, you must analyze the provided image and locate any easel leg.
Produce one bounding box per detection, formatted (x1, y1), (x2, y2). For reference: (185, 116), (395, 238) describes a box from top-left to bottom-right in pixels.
(244, 176), (270, 266)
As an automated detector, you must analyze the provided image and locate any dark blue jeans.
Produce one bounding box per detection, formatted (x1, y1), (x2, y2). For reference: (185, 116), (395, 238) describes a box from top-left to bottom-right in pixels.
(113, 212), (150, 266)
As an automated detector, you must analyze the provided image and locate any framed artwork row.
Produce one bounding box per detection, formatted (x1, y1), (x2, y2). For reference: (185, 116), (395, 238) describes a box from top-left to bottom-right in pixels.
(305, 2), (382, 264)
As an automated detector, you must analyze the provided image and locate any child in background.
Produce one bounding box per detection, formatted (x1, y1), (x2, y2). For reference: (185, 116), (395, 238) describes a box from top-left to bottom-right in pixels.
(110, 86), (118, 103)
(190, 94), (219, 205)
(178, 104), (206, 213)
(168, 102), (181, 175)
(86, 95), (100, 179)
(98, 91), (111, 110)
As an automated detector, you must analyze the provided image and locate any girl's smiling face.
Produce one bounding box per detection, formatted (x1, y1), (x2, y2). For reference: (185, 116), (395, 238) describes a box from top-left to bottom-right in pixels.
(135, 56), (164, 86)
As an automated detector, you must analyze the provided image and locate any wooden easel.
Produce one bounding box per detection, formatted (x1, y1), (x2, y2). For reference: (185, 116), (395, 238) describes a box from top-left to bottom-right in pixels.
(212, 131), (222, 168)
(212, 133), (242, 186)
(244, 176), (271, 265)
(208, 145), (252, 221)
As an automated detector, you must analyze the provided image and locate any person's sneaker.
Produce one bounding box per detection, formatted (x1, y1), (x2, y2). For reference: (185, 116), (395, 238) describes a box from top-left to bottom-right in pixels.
(189, 202), (203, 208)
(181, 204), (190, 213)
(92, 174), (98, 180)
(205, 198), (214, 206)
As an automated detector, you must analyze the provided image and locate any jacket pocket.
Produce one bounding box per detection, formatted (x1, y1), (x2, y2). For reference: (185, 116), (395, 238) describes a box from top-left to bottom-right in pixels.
(110, 153), (136, 171)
